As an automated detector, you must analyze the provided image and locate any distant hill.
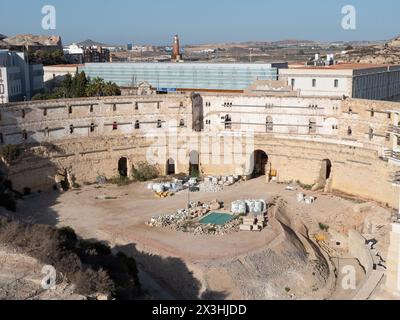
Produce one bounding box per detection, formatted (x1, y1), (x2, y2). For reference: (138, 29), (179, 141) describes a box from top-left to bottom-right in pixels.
(4, 34), (62, 47)
(76, 39), (113, 47)
(271, 39), (316, 46)
(0, 34), (6, 41)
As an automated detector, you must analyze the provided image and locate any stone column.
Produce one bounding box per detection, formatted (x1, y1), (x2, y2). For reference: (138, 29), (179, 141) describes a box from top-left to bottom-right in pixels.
(386, 222), (400, 295)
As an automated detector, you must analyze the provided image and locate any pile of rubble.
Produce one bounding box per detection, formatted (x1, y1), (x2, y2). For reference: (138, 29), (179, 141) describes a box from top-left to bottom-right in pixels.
(200, 175), (241, 193)
(193, 219), (242, 236)
(146, 200), (222, 229)
(146, 199), (242, 235)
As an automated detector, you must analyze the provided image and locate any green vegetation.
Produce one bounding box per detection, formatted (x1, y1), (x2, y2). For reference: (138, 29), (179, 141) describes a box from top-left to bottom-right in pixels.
(318, 222), (330, 232)
(0, 218), (142, 299)
(296, 180), (313, 190)
(108, 175), (133, 187)
(0, 144), (19, 162)
(28, 49), (67, 66)
(131, 162), (159, 182)
(32, 72), (121, 101)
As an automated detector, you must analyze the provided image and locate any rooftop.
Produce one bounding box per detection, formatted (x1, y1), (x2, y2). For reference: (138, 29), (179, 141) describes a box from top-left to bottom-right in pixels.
(287, 63), (398, 70)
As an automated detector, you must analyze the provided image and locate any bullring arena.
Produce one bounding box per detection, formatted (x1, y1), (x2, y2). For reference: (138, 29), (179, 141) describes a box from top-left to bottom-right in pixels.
(1, 87), (400, 299)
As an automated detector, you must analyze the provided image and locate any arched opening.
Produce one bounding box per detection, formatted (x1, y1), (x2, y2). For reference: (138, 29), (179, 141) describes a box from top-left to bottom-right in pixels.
(166, 158), (176, 175)
(189, 151), (200, 177)
(118, 157), (128, 177)
(323, 159), (332, 180)
(251, 150), (269, 178)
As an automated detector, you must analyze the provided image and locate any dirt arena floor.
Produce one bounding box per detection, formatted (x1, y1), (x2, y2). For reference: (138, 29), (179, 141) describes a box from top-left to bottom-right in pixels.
(3, 177), (393, 300)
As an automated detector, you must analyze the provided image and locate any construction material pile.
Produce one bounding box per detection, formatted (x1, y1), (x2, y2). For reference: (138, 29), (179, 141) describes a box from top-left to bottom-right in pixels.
(193, 219), (242, 236)
(231, 199), (267, 215)
(231, 199), (268, 232)
(146, 200), (241, 235)
(146, 200), (215, 228)
(200, 175), (241, 193)
(147, 177), (197, 197)
(297, 193), (316, 204)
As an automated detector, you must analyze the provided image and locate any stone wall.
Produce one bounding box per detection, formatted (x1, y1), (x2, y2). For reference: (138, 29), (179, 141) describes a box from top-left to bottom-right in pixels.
(1, 93), (400, 208)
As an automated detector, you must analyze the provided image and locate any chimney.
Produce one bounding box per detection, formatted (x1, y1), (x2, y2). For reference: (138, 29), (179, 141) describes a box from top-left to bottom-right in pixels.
(172, 34), (181, 62)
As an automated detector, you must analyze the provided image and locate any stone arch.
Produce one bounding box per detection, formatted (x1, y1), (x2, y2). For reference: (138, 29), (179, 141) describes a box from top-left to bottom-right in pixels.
(250, 150), (269, 178)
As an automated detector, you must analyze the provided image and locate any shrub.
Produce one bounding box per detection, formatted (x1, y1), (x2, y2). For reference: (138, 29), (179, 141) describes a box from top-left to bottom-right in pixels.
(108, 175), (132, 186)
(318, 223), (330, 232)
(0, 145), (19, 162)
(0, 218), (141, 299)
(131, 162), (159, 182)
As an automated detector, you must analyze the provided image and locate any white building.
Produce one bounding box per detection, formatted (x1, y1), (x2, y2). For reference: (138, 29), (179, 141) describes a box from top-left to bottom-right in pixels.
(279, 64), (400, 101)
(0, 50), (44, 103)
(63, 44), (84, 64)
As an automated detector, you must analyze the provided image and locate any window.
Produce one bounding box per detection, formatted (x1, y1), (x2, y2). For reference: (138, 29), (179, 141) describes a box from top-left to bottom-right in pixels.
(44, 127), (49, 137)
(113, 104), (117, 112)
(69, 125), (74, 134)
(68, 106), (72, 114)
(309, 119), (317, 134)
(90, 123), (95, 133)
(0, 133), (4, 144)
(334, 79), (339, 88)
(112, 122), (118, 130)
(369, 127), (374, 141)
(135, 102), (139, 110)
(266, 116), (273, 132)
(43, 108), (47, 116)
(90, 105), (94, 113)
(157, 120), (162, 128)
(347, 126), (352, 136)
(312, 79), (317, 87)
(135, 120), (140, 129)
(224, 115), (232, 130)
(291, 78), (295, 87)
(371, 109), (375, 117)
(179, 119), (185, 127)
(22, 130), (28, 140)
(21, 109), (25, 119)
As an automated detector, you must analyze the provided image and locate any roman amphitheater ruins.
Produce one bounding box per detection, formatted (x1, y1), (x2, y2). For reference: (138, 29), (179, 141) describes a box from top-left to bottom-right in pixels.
(2, 77), (400, 299)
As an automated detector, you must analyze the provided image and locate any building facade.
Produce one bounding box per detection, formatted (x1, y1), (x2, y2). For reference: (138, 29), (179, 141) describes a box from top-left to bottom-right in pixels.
(0, 90), (400, 212)
(0, 50), (44, 103)
(79, 62), (287, 92)
(279, 64), (400, 101)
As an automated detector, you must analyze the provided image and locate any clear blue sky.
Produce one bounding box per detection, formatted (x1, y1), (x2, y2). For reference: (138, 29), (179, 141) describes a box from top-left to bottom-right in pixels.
(0, 0), (399, 45)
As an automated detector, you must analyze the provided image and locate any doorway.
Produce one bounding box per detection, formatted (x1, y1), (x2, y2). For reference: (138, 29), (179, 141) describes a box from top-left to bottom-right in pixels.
(118, 157), (128, 177)
(166, 158), (176, 175)
(251, 150), (269, 178)
(189, 151), (200, 177)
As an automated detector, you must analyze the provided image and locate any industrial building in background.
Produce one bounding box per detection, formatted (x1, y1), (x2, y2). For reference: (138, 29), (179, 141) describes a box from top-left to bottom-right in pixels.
(0, 49), (44, 103)
(79, 62), (287, 92)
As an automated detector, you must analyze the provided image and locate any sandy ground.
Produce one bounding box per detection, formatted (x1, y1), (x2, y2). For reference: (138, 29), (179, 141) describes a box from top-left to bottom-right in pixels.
(4, 177), (393, 300)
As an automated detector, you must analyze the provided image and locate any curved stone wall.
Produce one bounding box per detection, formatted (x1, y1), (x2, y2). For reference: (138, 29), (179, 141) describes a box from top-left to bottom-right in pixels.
(1, 93), (399, 208)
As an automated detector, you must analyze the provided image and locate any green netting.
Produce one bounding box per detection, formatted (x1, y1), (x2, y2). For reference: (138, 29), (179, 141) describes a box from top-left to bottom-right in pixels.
(199, 212), (234, 226)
